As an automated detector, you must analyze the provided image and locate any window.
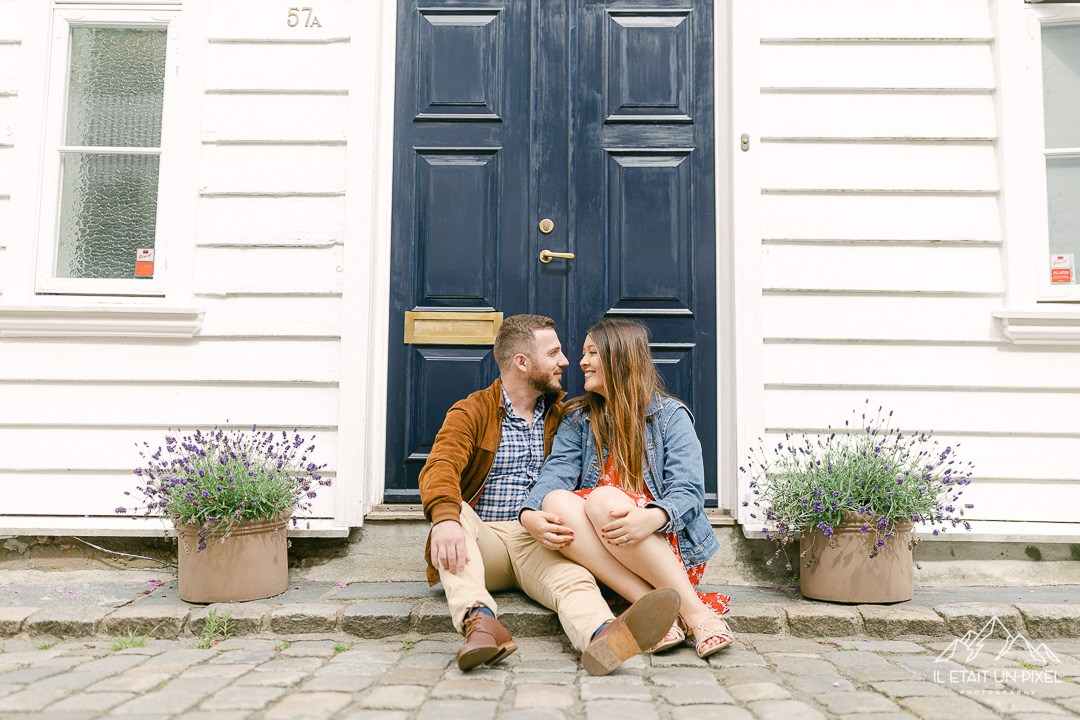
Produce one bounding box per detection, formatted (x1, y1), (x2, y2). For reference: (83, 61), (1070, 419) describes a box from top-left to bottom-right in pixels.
(1041, 21), (1080, 296)
(36, 7), (179, 296)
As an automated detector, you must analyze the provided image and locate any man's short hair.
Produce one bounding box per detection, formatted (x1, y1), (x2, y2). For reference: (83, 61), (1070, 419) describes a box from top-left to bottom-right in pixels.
(493, 314), (556, 371)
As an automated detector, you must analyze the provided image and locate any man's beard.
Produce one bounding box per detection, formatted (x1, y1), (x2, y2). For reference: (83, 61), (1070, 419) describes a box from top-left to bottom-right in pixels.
(528, 366), (561, 396)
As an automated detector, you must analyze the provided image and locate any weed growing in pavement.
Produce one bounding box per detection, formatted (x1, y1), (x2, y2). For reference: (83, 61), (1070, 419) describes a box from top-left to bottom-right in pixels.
(332, 642), (350, 654)
(111, 629), (149, 652)
(398, 633), (420, 651)
(35, 640), (57, 650)
(192, 609), (233, 649)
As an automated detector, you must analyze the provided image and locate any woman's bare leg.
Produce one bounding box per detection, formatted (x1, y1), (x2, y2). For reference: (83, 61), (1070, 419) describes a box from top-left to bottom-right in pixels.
(582, 486), (717, 630)
(541, 490), (655, 603)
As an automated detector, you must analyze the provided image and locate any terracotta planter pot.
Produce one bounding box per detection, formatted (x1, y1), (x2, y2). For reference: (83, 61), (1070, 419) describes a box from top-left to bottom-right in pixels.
(798, 518), (914, 604)
(177, 512), (290, 603)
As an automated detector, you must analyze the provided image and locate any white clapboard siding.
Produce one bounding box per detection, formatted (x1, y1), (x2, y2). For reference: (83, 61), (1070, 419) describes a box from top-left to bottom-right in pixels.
(763, 389), (1079, 437)
(762, 244), (1003, 294)
(0, 384), (339, 426)
(197, 296), (342, 337)
(202, 94), (347, 143)
(205, 43), (349, 92)
(957, 483), (1078, 524)
(0, 43), (16, 94)
(193, 245), (343, 296)
(0, 338), (340, 382)
(0, 145), (13, 191)
(0, 427), (339, 472)
(760, 194), (1002, 242)
(762, 295), (1001, 342)
(760, 0), (992, 40)
(760, 94), (997, 140)
(760, 44), (995, 91)
(0, 8), (20, 43)
(0, 95), (14, 139)
(764, 343), (1080, 390)
(208, 0), (351, 41)
(759, 433), (1080, 484)
(760, 143), (998, 193)
(199, 144), (346, 195)
(0, 471), (337, 517)
(197, 196), (345, 247)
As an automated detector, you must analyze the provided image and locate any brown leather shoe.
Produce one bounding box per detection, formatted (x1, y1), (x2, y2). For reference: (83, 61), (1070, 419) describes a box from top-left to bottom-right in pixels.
(581, 587), (680, 676)
(456, 611), (517, 671)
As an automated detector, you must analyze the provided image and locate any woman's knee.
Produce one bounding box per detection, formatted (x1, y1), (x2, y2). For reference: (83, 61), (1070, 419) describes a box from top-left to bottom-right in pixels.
(584, 486), (633, 524)
(542, 489), (582, 517)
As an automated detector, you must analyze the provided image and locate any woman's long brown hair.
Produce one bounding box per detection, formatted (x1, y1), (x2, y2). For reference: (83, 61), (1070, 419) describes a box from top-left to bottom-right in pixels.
(565, 318), (668, 494)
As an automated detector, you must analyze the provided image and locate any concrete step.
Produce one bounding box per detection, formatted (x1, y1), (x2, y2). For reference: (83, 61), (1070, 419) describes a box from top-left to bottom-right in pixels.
(1, 579), (1079, 642)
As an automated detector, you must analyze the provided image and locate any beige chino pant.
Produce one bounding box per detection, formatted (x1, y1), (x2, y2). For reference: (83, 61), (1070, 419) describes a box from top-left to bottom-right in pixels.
(439, 502), (614, 652)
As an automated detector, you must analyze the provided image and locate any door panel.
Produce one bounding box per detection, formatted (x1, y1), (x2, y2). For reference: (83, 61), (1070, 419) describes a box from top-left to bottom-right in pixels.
(387, 0), (717, 504)
(387, 0), (529, 500)
(569, 0), (717, 503)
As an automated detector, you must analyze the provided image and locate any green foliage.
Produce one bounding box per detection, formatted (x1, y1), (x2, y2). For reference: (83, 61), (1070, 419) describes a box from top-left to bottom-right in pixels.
(741, 401), (975, 567)
(35, 640), (57, 650)
(398, 633), (420, 651)
(192, 609), (233, 649)
(111, 629), (149, 651)
(332, 642), (350, 654)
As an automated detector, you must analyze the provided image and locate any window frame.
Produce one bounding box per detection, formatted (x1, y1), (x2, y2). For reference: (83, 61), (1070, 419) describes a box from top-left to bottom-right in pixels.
(34, 6), (180, 297)
(1002, 2), (1080, 305)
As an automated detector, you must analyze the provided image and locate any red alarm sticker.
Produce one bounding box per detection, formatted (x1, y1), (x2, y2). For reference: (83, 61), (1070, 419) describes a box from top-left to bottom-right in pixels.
(135, 248), (155, 278)
(1050, 254), (1073, 284)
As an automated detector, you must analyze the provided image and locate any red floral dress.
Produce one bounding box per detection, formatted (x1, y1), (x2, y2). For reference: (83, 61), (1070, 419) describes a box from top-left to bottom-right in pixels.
(573, 457), (730, 616)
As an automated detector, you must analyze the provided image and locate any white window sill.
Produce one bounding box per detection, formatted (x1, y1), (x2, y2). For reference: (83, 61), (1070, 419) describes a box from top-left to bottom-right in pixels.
(993, 308), (1080, 346)
(0, 303), (204, 338)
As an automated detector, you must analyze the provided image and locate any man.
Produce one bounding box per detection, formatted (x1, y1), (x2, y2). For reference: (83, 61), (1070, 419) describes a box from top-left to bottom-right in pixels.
(419, 314), (679, 675)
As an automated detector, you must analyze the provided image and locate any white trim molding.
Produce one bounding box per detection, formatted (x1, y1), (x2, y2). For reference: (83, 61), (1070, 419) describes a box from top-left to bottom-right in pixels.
(0, 303), (204, 338)
(993, 308), (1080, 345)
(731, 0), (763, 525)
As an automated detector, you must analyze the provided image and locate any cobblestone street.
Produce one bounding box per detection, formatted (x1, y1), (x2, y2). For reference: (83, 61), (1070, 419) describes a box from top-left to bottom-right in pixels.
(0, 631), (1078, 720)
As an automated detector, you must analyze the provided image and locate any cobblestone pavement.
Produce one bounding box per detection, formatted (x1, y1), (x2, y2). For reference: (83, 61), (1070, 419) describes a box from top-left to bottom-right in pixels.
(0, 632), (1078, 720)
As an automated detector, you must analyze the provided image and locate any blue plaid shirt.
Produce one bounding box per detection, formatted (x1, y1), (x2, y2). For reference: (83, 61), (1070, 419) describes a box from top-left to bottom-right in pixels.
(473, 390), (546, 521)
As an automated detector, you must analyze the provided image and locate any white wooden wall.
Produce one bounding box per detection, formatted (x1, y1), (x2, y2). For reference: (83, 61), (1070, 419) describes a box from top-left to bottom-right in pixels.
(752, 0), (1080, 535)
(0, 1), (350, 533)
(0, 0), (18, 300)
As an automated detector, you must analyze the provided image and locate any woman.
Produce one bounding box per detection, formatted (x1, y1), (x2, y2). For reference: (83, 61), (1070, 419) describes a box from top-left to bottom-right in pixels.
(519, 318), (733, 657)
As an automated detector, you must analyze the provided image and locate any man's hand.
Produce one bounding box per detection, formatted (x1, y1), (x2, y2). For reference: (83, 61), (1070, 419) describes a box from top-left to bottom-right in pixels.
(520, 509), (575, 550)
(601, 507), (667, 547)
(430, 520), (469, 574)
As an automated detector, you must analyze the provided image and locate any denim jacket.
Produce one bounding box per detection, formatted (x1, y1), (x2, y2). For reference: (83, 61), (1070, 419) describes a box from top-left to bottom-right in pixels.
(520, 394), (719, 567)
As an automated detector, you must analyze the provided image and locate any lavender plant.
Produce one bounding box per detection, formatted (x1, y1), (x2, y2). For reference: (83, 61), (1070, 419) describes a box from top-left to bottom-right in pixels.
(118, 426), (329, 551)
(741, 401), (974, 569)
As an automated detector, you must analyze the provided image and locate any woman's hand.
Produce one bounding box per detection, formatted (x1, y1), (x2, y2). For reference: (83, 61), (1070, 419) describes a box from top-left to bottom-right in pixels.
(520, 509), (575, 550)
(600, 506), (667, 546)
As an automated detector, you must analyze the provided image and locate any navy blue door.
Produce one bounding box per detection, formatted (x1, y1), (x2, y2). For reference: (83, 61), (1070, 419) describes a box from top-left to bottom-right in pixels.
(386, 0), (717, 505)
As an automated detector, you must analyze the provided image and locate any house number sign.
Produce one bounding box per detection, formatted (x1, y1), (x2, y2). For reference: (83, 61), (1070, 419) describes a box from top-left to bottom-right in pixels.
(287, 6), (322, 27)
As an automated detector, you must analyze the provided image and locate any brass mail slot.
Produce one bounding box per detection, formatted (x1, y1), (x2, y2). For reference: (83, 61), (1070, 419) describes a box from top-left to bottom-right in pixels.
(404, 311), (503, 345)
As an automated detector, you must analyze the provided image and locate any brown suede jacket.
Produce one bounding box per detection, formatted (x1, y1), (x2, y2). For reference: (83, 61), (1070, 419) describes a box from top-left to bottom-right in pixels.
(418, 378), (565, 585)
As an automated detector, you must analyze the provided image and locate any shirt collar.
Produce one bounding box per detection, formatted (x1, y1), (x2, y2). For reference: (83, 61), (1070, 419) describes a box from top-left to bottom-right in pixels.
(502, 388), (545, 420)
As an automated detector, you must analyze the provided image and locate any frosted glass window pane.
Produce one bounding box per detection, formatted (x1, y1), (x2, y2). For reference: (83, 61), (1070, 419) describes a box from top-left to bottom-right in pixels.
(55, 153), (159, 279)
(1046, 156), (1080, 274)
(1042, 24), (1080, 149)
(65, 27), (166, 148)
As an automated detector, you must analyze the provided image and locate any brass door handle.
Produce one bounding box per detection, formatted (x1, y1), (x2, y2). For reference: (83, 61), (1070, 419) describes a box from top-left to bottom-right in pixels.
(539, 249), (575, 264)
